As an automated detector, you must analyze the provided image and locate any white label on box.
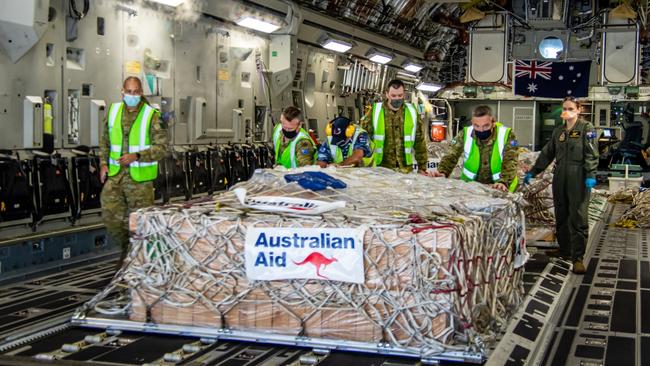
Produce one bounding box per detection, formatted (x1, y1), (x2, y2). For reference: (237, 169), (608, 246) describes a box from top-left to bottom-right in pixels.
(234, 188), (346, 215)
(245, 227), (365, 284)
(62, 247), (71, 260)
(427, 158), (441, 172)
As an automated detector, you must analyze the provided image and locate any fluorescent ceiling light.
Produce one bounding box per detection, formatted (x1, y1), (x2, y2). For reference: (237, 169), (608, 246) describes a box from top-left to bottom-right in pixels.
(416, 82), (442, 92)
(236, 16), (280, 33)
(322, 39), (352, 53)
(369, 54), (392, 64)
(403, 62), (423, 73)
(149, 0), (185, 6)
(366, 49), (393, 64)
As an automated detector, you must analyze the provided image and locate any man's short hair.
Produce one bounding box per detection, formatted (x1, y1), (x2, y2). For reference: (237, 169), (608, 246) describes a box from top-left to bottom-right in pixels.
(472, 105), (493, 118)
(123, 76), (143, 91)
(386, 79), (405, 91)
(282, 106), (302, 121)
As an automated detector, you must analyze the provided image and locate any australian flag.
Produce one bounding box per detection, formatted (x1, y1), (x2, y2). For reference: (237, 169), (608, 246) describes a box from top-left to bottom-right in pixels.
(514, 60), (591, 98)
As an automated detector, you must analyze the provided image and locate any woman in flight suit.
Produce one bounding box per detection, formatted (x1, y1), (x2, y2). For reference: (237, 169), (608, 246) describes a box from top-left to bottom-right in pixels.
(525, 96), (599, 274)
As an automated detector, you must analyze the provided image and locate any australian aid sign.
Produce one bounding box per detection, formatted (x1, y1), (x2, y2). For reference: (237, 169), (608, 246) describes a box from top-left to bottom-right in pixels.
(245, 227), (365, 283)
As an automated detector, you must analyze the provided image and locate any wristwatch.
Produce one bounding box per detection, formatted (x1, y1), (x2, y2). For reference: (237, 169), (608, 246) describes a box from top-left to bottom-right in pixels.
(135, 153), (141, 160)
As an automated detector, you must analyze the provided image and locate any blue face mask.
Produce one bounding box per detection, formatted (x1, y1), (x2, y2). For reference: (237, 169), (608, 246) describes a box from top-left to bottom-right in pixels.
(123, 94), (141, 107)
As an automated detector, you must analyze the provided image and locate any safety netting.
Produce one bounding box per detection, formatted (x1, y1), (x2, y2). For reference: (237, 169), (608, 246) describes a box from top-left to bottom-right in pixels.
(79, 167), (528, 357)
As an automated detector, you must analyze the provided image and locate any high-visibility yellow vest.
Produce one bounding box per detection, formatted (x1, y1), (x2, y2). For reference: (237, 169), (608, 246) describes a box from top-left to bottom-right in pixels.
(460, 123), (518, 192)
(272, 124), (315, 169)
(107, 102), (158, 182)
(370, 102), (417, 166)
(326, 126), (373, 166)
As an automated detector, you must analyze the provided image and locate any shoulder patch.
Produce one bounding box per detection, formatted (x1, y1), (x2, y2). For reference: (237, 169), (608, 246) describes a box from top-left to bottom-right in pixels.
(300, 148), (311, 155)
(451, 138), (457, 145)
(510, 139), (518, 147)
(586, 131), (596, 139)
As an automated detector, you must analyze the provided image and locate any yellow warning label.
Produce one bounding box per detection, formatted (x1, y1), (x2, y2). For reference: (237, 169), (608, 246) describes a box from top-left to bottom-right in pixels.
(218, 69), (230, 81)
(43, 103), (53, 134)
(125, 61), (142, 74)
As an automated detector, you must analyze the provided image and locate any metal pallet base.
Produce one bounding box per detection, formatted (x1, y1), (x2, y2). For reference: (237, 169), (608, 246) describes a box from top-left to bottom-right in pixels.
(71, 315), (485, 364)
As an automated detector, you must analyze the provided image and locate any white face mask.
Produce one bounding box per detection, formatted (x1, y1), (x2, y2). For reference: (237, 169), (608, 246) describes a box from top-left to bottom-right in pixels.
(561, 110), (578, 120)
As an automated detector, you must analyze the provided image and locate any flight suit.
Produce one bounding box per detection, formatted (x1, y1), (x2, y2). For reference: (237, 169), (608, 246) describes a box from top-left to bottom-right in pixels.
(437, 127), (519, 188)
(530, 119), (599, 261)
(361, 98), (428, 173)
(98, 100), (168, 256)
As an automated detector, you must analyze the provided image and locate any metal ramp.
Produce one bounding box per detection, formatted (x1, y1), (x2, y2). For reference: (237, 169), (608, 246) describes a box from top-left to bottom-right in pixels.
(490, 203), (650, 366)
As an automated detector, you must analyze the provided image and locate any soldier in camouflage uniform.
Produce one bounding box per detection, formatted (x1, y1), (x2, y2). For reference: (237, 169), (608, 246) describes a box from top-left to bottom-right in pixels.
(273, 106), (315, 168)
(99, 77), (168, 267)
(435, 105), (519, 192)
(361, 79), (427, 173)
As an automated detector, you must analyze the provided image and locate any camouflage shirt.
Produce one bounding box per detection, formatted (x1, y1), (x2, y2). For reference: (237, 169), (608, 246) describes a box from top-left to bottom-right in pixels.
(361, 98), (428, 173)
(277, 137), (315, 167)
(437, 127), (519, 187)
(99, 100), (168, 182)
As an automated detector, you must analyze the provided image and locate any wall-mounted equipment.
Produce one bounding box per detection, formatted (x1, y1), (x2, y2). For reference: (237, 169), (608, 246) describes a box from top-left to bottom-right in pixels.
(0, 0), (49, 63)
(236, 16), (280, 33)
(366, 49), (393, 64)
(468, 14), (506, 83)
(24, 96), (43, 149)
(402, 61), (423, 73)
(186, 96), (216, 141)
(318, 33), (353, 53)
(67, 90), (80, 146)
(269, 35), (297, 94)
(232, 109), (243, 142)
(87, 100), (105, 146)
(526, 0), (568, 27)
(602, 16), (639, 85)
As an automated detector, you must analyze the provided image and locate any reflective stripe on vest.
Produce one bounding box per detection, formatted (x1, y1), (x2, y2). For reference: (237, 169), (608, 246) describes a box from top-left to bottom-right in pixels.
(107, 102), (158, 182)
(327, 127), (364, 164)
(371, 102), (417, 166)
(273, 124), (314, 169)
(460, 123), (518, 192)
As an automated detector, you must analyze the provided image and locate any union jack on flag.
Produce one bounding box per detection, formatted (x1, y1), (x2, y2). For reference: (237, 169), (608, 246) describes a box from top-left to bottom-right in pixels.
(514, 59), (591, 98)
(515, 60), (552, 80)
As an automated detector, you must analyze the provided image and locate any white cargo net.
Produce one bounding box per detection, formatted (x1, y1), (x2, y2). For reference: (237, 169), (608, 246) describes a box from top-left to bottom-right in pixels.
(79, 167), (528, 357)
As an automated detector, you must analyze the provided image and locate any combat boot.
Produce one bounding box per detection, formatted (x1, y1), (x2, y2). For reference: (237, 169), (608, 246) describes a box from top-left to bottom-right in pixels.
(572, 260), (586, 274)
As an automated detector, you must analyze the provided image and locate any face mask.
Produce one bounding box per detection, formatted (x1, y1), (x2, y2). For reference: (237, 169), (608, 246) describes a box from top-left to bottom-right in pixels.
(123, 94), (141, 107)
(282, 129), (298, 139)
(475, 129), (492, 140)
(560, 110), (577, 120)
(390, 99), (404, 109)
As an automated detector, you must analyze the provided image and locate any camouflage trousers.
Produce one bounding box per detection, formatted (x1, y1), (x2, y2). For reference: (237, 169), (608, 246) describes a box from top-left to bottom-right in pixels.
(101, 172), (154, 252)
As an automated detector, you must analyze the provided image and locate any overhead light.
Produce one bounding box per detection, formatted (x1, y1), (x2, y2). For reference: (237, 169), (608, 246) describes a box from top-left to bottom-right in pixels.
(366, 49), (393, 64)
(149, 0), (185, 6)
(402, 61), (423, 73)
(321, 39), (353, 53)
(236, 16), (280, 33)
(318, 33), (353, 53)
(416, 82), (442, 93)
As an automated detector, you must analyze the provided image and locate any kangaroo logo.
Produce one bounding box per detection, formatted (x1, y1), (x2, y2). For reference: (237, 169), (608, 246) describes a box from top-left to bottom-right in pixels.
(293, 252), (338, 279)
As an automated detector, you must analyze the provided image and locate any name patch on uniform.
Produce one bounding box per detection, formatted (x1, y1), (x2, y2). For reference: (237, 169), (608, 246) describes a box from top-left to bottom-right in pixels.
(569, 130), (581, 138)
